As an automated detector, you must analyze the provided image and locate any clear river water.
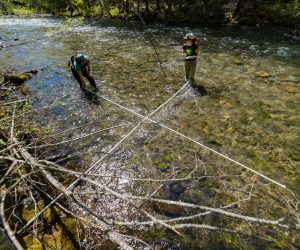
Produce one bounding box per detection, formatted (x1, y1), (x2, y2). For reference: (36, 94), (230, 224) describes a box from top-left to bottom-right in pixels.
(0, 17), (299, 249)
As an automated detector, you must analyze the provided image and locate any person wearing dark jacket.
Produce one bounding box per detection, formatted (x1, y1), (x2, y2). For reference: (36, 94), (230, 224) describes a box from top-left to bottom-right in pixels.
(68, 53), (98, 91)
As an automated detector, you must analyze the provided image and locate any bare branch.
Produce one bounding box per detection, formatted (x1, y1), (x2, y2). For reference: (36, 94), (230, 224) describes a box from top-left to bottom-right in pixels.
(26, 123), (129, 149)
(79, 176), (289, 228)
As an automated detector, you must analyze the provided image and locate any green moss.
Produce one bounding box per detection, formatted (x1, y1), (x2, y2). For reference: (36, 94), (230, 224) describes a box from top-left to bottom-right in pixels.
(4, 73), (31, 84)
(266, 232), (290, 249)
(22, 202), (79, 249)
(64, 218), (79, 241)
(253, 155), (270, 171)
(0, 139), (7, 146)
(163, 154), (172, 162)
(0, 110), (8, 118)
(22, 235), (43, 250)
(158, 163), (170, 172)
(15, 127), (38, 140)
(22, 200), (45, 223)
(177, 170), (191, 179)
(21, 100), (30, 110)
(207, 135), (223, 146)
(218, 233), (241, 250)
(23, 223), (77, 250)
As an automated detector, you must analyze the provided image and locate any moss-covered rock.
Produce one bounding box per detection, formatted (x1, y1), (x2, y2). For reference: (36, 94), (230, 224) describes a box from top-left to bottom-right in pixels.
(158, 162), (170, 172)
(3, 73), (31, 84)
(21, 200), (79, 249)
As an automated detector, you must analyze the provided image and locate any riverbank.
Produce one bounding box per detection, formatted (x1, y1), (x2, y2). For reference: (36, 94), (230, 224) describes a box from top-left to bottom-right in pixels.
(0, 0), (299, 27)
(0, 73), (82, 249)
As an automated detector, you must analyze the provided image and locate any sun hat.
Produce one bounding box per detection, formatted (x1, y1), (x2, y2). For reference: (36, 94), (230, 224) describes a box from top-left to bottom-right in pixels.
(184, 33), (195, 40)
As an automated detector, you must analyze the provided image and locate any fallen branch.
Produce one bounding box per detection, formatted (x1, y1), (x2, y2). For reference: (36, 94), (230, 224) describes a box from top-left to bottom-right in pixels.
(79, 176), (289, 228)
(26, 124), (128, 149)
(14, 137), (134, 250)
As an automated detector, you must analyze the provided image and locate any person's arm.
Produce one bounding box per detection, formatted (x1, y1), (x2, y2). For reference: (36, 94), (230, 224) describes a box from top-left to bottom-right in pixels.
(68, 55), (76, 67)
(182, 45), (187, 60)
(195, 48), (199, 56)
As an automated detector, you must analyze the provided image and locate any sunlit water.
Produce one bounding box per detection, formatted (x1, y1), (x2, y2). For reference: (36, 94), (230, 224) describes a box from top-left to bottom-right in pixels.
(0, 17), (299, 248)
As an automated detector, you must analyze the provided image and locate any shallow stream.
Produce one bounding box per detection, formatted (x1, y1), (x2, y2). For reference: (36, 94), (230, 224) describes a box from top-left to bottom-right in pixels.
(0, 17), (299, 249)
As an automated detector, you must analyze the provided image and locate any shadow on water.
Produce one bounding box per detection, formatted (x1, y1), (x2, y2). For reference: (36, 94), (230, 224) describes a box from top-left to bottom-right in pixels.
(190, 81), (208, 96)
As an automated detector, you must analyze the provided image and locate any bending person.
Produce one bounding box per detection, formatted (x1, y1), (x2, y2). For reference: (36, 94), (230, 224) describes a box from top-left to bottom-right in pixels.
(68, 53), (98, 91)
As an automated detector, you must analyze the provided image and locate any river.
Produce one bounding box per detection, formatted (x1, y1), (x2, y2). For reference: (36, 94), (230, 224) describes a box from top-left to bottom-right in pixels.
(0, 17), (299, 249)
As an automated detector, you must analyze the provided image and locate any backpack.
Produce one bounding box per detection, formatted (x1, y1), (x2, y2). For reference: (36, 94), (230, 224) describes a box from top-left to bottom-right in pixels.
(192, 38), (199, 46)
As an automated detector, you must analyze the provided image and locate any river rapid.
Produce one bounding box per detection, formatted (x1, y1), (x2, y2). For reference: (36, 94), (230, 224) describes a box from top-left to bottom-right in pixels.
(0, 17), (299, 249)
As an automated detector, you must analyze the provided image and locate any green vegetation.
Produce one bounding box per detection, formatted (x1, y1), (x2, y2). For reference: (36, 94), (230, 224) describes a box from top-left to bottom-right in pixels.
(0, 0), (299, 26)
(12, 6), (34, 14)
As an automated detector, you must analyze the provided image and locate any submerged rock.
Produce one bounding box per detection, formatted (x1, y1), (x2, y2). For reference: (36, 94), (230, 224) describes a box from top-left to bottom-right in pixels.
(284, 30), (300, 41)
(284, 86), (297, 94)
(0, 229), (15, 250)
(232, 59), (243, 65)
(152, 201), (186, 216)
(169, 181), (188, 197)
(2, 69), (40, 85)
(255, 71), (272, 78)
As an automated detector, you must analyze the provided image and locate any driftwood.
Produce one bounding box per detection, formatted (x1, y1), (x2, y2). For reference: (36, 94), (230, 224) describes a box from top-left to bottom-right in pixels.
(9, 137), (135, 250)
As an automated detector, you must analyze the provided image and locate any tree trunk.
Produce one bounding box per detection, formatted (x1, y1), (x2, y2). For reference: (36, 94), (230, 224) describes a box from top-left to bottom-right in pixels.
(145, 0), (149, 15)
(156, 0), (161, 11)
(178, 0), (182, 11)
(166, 0), (173, 24)
(125, 0), (130, 13)
(232, 0), (256, 19)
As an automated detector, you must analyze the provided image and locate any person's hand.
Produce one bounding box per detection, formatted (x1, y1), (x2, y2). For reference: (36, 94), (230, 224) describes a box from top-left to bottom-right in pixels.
(67, 60), (71, 66)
